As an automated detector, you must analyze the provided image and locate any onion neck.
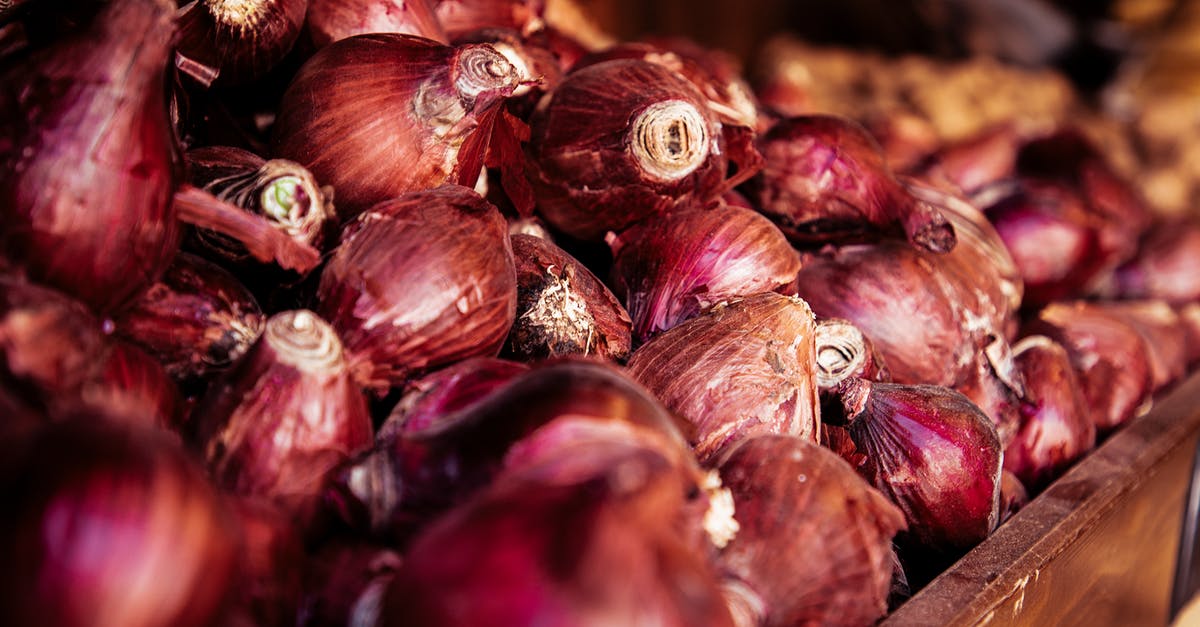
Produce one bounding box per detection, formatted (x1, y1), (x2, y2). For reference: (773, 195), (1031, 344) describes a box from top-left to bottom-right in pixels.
(264, 310), (345, 373)
(453, 44), (519, 103)
(629, 99), (709, 182)
(815, 319), (868, 391)
(206, 0), (271, 31)
(837, 377), (872, 426)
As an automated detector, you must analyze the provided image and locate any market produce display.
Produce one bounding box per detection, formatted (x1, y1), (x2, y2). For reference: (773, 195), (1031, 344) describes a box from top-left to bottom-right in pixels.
(1, 0), (1198, 625)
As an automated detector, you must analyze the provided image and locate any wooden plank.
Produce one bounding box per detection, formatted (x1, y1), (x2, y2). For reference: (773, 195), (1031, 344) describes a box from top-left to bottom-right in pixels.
(885, 372), (1200, 626)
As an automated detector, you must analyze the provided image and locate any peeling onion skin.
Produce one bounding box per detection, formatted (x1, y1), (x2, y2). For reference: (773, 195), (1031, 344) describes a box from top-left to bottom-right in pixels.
(380, 357), (529, 437)
(527, 59), (729, 241)
(112, 252), (266, 382)
(627, 293), (820, 464)
(1024, 301), (1154, 432)
(746, 115), (957, 253)
(194, 310), (373, 523)
(0, 0), (181, 313)
(841, 380), (1002, 560)
(1004, 336), (1095, 491)
(272, 35), (521, 220)
(609, 203), (800, 345)
(0, 418), (239, 627)
(815, 317), (891, 424)
(175, 0), (308, 87)
(316, 185), (517, 393)
(306, 0), (447, 49)
(715, 435), (906, 627)
(507, 233), (632, 361)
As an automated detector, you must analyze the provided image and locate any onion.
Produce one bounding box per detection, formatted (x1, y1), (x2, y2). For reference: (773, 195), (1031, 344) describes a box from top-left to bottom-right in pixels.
(715, 435), (906, 626)
(79, 340), (182, 431)
(1004, 335), (1095, 491)
(1099, 300), (1188, 393)
(272, 34), (522, 220)
(434, 0), (545, 39)
(298, 543), (403, 627)
(316, 185), (517, 392)
(1180, 303), (1200, 367)
(112, 252), (265, 382)
(626, 293), (820, 463)
(999, 470), (1029, 524)
(305, 0), (446, 49)
(507, 233), (631, 361)
(193, 310), (373, 523)
(746, 115), (957, 253)
(1097, 220), (1200, 305)
(916, 124), (1020, 195)
(381, 357), (529, 436)
(526, 59), (742, 240)
(226, 499), (305, 627)
(175, 0), (308, 87)
(815, 317), (891, 422)
(608, 202), (800, 344)
(0, 418), (239, 627)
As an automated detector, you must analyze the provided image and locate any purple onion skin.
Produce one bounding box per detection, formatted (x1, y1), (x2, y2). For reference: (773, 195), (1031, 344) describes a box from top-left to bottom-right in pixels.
(745, 115), (956, 253)
(381, 357), (529, 436)
(317, 185), (517, 393)
(0, 418), (239, 627)
(527, 59), (729, 241)
(715, 435), (906, 627)
(1099, 221), (1200, 304)
(298, 542), (403, 627)
(1004, 336), (1095, 491)
(507, 233), (632, 361)
(306, 0), (447, 49)
(175, 0), (308, 87)
(844, 380), (1003, 557)
(609, 202), (800, 345)
(626, 293), (821, 464)
(0, 0), (181, 313)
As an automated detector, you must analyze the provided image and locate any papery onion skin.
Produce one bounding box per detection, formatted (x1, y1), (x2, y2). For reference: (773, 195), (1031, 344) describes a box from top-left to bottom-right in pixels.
(381, 357), (529, 436)
(112, 252), (265, 381)
(1098, 300), (1188, 393)
(507, 233), (631, 361)
(175, 0), (308, 87)
(0, 0), (181, 313)
(0, 418), (239, 627)
(526, 59), (728, 241)
(608, 203), (800, 345)
(715, 435), (906, 627)
(1004, 336), (1095, 491)
(626, 293), (820, 463)
(317, 185), (517, 392)
(306, 0), (446, 49)
(194, 310), (373, 522)
(1024, 301), (1154, 432)
(842, 380), (1002, 557)
(746, 115), (956, 253)
(815, 317), (891, 423)
(435, 0), (545, 39)
(272, 35), (521, 220)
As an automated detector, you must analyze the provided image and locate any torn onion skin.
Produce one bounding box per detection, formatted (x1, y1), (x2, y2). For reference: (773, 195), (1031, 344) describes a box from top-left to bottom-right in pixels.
(507, 234), (631, 361)
(381, 357), (529, 437)
(715, 435), (906, 627)
(175, 0), (308, 87)
(626, 293), (821, 464)
(608, 202), (800, 345)
(305, 0), (447, 49)
(316, 185), (517, 393)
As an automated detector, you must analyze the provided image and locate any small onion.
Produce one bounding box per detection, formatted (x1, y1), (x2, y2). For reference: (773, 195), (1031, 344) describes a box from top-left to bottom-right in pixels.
(1098, 220), (1200, 305)
(78, 340), (182, 431)
(627, 293), (820, 463)
(175, 0), (308, 87)
(305, 0), (446, 49)
(608, 202), (800, 345)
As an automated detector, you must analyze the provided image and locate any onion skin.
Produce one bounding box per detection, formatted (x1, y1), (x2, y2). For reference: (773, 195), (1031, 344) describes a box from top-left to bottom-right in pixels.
(815, 317), (891, 423)
(1024, 301), (1154, 432)
(916, 124), (1020, 195)
(746, 115), (957, 253)
(627, 293), (820, 463)
(608, 203), (800, 345)
(112, 252), (265, 381)
(507, 233), (631, 361)
(194, 310), (373, 522)
(1180, 303), (1200, 367)
(999, 470), (1029, 524)
(841, 380), (1003, 558)
(0, 0), (181, 313)
(80, 340), (181, 430)
(298, 543), (403, 627)
(1098, 220), (1200, 305)
(1004, 336), (1095, 491)
(715, 435), (906, 627)
(306, 0), (447, 49)
(435, 0), (545, 39)
(381, 357), (528, 437)
(1099, 300), (1189, 393)
(316, 185), (517, 392)
(526, 59), (730, 241)
(226, 499), (305, 627)
(0, 418), (239, 627)
(272, 34), (521, 220)
(175, 0), (308, 87)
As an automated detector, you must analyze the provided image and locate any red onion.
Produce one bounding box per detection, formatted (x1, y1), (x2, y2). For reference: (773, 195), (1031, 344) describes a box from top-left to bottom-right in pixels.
(715, 435), (906, 626)
(627, 293), (821, 463)
(305, 0), (446, 49)
(1099, 300), (1188, 393)
(0, 0), (181, 313)
(175, 0), (308, 87)
(1180, 303), (1200, 367)
(1024, 301), (1154, 432)
(999, 470), (1029, 524)
(317, 185), (517, 392)
(1004, 335), (1095, 491)
(0, 418), (239, 627)
(507, 233), (631, 361)
(435, 0), (545, 39)
(746, 115), (957, 253)
(272, 34), (521, 220)
(1098, 220), (1200, 305)
(815, 317), (891, 422)
(112, 252), (265, 381)
(916, 124), (1020, 194)
(838, 379), (1002, 559)
(381, 357), (529, 436)
(226, 499), (305, 627)
(78, 340), (182, 430)
(193, 310), (373, 522)
(527, 59), (746, 240)
(608, 202), (800, 344)
(298, 543), (403, 627)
